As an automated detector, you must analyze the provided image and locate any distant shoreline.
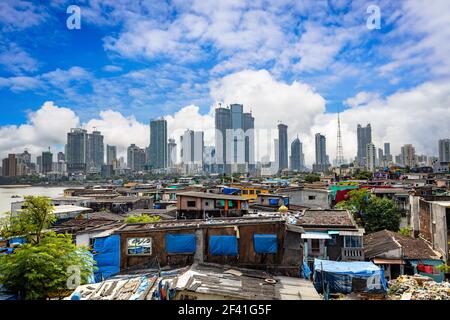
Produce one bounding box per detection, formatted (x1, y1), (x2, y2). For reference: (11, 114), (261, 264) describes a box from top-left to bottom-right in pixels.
(0, 185), (33, 189)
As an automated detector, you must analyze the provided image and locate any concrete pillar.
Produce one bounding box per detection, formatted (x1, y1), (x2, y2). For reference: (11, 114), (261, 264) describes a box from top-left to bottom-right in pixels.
(194, 229), (204, 263)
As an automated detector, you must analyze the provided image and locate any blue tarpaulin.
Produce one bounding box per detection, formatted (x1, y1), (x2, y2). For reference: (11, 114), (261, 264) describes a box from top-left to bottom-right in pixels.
(313, 259), (387, 294)
(165, 234), (196, 254)
(93, 235), (120, 282)
(9, 237), (26, 245)
(209, 235), (238, 256)
(223, 187), (241, 195)
(302, 261), (311, 279)
(253, 234), (277, 254)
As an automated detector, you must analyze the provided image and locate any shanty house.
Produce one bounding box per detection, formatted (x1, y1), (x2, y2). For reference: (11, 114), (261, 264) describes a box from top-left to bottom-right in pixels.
(176, 192), (249, 219)
(364, 229), (444, 282)
(297, 209), (364, 268)
(114, 217), (297, 274)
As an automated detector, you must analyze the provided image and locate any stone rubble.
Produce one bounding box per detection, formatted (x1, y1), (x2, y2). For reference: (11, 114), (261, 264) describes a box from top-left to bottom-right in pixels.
(388, 275), (450, 300)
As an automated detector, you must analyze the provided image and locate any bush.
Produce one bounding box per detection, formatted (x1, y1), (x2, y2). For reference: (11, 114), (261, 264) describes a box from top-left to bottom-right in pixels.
(124, 214), (161, 224)
(0, 232), (95, 300)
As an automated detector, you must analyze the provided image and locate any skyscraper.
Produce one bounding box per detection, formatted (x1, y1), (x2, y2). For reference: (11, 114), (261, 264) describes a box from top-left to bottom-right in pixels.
(384, 142), (392, 163)
(377, 148), (384, 167)
(439, 139), (450, 162)
(365, 143), (376, 172)
(357, 124), (372, 166)
(36, 155), (42, 174)
(41, 149), (53, 174)
(278, 123), (288, 171)
(1, 154), (17, 177)
(401, 144), (416, 167)
(127, 144), (146, 172)
(243, 111), (255, 172)
(149, 119), (168, 170)
(168, 138), (177, 168)
(181, 130), (204, 174)
(214, 104), (254, 174)
(57, 152), (65, 162)
(106, 145), (117, 166)
(66, 128), (88, 174)
(290, 136), (304, 171)
(87, 131), (104, 172)
(215, 106), (231, 173)
(313, 133), (328, 173)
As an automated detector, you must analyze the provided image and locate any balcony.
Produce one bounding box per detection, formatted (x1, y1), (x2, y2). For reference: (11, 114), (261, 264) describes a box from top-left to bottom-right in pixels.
(341, 247), (364, 261)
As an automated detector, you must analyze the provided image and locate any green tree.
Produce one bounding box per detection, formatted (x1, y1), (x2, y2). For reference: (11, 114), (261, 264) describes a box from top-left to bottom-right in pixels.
(0, 196), (56, 244)
(0, 232), (95, 300)
(363, 197), (401, 233)
(304, 174), (320, 184)
(124, 214), (161, 224)
(355, 171), (373, 180)
(399, 226), (412, 237)
(336, 188), (370, 223)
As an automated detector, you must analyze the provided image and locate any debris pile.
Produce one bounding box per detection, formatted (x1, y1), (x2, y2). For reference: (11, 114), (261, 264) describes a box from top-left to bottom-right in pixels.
(388, 275), (450, 300)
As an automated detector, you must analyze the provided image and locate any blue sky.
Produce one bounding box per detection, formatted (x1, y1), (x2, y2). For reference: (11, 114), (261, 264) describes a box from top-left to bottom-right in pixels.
(0, 0), (449, 162)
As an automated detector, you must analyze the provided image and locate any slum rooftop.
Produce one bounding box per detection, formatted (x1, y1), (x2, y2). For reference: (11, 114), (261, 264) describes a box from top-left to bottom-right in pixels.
(67, 263), (320, 300)
(177, 191), (247, 201)
(115, 216), (286, 233)
(364, 230), (442, 260)
(297, 209), (357, 228)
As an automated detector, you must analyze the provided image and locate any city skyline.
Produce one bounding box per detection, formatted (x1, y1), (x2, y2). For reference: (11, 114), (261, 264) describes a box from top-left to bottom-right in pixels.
(1, 1), (450, 166)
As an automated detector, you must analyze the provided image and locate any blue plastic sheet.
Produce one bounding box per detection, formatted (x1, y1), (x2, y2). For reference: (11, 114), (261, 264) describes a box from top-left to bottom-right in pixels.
(165, 234), (196, 254)
(302, 261), (311, 279)
(93, 235), (120, 282)
(253, 234), (277, 254)
(9, 237), (26, 245)
(223, 187), (241, 195)
(269, 198), (279, 205)
(313, 259), (387, 294)
(209, 235), (238, 256)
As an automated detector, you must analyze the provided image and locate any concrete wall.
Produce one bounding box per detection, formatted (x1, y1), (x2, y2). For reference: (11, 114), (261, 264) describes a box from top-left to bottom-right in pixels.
(409, 195), (420, 235)
(431, 203), (448, 261)
(283, 189), (331, 209)
(119, 221), (288, 271)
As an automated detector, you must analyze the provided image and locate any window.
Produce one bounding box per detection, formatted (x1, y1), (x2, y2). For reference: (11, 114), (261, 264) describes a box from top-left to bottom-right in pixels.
(242, 190), (249, 195)
(187, 200), (196, 208)
(269, 198), (279, 206)
(127, 237), (152, 255)
(256, 190), (261, 195)
(249, 190), (255, 195)
(311, 239), (320, 254)
(344, 236), (362, 248)
(216, 200), (225, 208)
(308, 195), (316, 200)
(204, 201), (209, 206)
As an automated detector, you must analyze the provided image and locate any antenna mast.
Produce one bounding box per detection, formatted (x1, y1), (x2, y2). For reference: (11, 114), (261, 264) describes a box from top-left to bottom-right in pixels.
(336, 107), (345, 167)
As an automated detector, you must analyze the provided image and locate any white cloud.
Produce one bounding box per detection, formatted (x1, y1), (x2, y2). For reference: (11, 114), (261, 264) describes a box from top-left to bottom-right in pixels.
(344, 91), (380, 108)
(0, 43), (38, 74)
(102, 65), (123, 72)
(0, 101), (79, 159)
(84, 110), (149, 158)
(0, 0), (47, 31)
(2, 71), (449, 169)
(210, 69), (326, 163)
(164, 104), (215, 151)
(312, 80), (450, 163)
